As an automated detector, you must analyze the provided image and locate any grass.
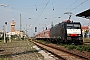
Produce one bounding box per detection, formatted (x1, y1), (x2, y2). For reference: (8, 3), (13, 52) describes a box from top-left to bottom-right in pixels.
(38, 40), (50, 44)
(62, 44), (90, 52)
(0, 39), (44, 60)
(0, 56), (12, 60)
(37, 38), (90, 52)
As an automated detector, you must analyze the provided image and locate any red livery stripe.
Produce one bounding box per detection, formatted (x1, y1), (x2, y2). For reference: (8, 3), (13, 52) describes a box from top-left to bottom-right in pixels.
(70, 34), (78, 36)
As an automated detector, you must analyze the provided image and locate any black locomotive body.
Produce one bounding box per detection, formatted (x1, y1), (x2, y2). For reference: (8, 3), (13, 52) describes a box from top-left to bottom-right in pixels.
(50, 20), (83, 44)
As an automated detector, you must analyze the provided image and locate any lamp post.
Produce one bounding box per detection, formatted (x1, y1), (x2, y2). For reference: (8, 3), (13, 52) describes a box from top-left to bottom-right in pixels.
(1, 4), (9, 43)
(29, 24), (32, 37)
(28, 18), (33, 37)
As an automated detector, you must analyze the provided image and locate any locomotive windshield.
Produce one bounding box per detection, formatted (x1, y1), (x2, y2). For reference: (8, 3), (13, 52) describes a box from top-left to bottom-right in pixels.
(67, 24), (80, 29)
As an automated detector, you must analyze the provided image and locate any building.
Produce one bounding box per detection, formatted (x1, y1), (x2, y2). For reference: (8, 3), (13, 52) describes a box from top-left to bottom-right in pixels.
(11, 20), (16, 32)
(81, 26), (90, 37)
(82, 26), (89, 32)
(7, 20), (26, 39)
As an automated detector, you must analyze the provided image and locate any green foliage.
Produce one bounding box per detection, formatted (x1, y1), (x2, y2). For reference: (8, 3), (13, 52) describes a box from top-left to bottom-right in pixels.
(64, 45), (68, 48)
(63, 44), (90, 52)
(75, 45), (90, 52)
(0, 33), (4, 40)
(38, 39), (90, 52)
(0, 56), (12, 60)
(85, 46), (90, 52)
(67, 45), (76, 50)
(11, 34), (19, 40)
(76, 46), (84, 52)
(38, 40), (50, 44)
(84, 30), (89, 38)
(45, 40), (50, 44)
(38, 40), (45, 43)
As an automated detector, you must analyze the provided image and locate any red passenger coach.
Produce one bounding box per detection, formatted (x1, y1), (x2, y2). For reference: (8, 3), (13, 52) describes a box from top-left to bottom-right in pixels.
(36, 29), (50, 40)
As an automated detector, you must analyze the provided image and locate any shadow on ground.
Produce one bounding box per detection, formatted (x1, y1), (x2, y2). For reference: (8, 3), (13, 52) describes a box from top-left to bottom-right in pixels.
(0, 50), (4, 52)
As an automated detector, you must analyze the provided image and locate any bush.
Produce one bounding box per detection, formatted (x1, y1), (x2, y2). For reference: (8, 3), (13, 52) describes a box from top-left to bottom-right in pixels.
(75, 45), (90, 52)
(64, 45), (68, 48)
(82, 46), (90, 52)
(67, 45), (76, 50)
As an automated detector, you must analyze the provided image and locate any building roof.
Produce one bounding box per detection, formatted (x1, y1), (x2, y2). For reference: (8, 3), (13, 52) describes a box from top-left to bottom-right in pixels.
(76, 9), (90, 19)
(82, 26), (89, 29)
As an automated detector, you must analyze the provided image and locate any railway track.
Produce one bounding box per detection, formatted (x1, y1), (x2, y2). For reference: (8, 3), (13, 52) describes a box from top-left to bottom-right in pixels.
(32, 40), (89, 60)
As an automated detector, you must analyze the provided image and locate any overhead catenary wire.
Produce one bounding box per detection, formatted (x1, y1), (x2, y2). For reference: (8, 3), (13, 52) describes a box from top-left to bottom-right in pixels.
(46, 0), (89, 29)
(16, 0), (88, 34)
(55, 0), (88, 20)
(70, 0), (88, 11)
(59, 0), (79, 17)
(45, 0), (79, 28)
(35, 0), (50, 22)
(12, 7), (14, 19)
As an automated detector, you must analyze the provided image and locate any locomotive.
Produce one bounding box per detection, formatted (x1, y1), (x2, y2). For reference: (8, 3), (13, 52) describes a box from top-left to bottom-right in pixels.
(36, 20), (83, 44)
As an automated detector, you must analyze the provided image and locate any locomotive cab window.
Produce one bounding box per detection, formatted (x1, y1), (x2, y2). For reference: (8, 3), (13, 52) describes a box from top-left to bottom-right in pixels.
(67, 24), (80, 29)
(74, 24), (80, 29)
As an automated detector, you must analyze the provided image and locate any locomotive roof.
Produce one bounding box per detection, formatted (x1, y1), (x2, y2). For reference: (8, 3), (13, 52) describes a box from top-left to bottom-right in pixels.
(62, 21), (80, 24)
(52, 21), (80, 28)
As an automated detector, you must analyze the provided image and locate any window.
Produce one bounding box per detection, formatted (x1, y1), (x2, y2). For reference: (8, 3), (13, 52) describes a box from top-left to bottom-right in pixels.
(67, 24), (80, 29)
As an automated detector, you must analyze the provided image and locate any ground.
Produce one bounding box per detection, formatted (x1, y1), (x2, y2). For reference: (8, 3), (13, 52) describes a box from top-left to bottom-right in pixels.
(0, 39), (44, 60)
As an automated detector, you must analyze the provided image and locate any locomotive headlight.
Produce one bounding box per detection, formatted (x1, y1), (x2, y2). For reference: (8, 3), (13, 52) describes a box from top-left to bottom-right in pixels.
(78, 34), (81, 36)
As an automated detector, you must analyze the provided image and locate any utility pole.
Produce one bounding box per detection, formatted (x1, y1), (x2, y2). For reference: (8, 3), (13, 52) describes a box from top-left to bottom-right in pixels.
(1, 4), (9, 43)
(20, 14), (22, 39)
(20, 14), (22, 32)
(51, 22), (53, 27)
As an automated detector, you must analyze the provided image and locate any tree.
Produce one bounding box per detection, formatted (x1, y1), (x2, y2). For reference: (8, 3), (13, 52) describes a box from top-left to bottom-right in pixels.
(11, 34), (19, 40)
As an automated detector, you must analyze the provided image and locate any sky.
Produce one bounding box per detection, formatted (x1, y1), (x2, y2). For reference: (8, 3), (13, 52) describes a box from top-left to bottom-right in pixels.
(0, 0), (90, 36)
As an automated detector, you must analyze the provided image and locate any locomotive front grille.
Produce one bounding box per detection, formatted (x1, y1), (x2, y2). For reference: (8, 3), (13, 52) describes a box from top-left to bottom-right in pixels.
(67, 37), (81, 41)
(72, 37), (78, 40)
(67, 37), (71, 40)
